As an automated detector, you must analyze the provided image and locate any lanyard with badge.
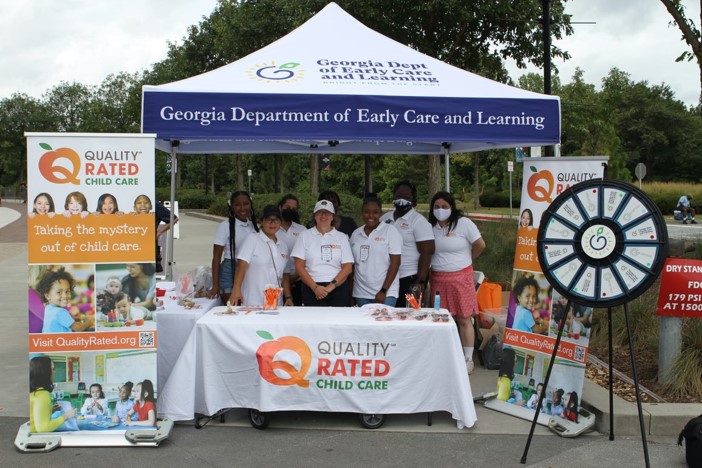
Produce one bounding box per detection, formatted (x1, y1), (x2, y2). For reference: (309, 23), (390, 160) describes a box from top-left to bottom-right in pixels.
(359, 245), (370, 262)
(321, 244), (333, 262)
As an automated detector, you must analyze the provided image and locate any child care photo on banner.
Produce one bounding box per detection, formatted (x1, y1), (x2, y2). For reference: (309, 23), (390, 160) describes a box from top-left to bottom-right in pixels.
(549, 289), (593, 346)
(29, 264), (95, 334)
(95, 263), (157, 331)
(507, 271), (551, 336)
(29, 350), (157, 433)
(495, 346), (585, 419)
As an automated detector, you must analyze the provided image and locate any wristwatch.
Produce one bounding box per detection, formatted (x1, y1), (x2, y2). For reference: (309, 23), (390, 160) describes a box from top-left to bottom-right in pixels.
(380, 287), (388, 293)
(331, 279), (338, 287)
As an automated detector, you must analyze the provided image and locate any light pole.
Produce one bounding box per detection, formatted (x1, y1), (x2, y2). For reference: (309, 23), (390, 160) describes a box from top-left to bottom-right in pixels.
(247, 169), (252, 193)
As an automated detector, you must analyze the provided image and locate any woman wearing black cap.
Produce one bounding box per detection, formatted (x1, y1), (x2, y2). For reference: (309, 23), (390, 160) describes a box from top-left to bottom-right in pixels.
(229, 205), (293, 307)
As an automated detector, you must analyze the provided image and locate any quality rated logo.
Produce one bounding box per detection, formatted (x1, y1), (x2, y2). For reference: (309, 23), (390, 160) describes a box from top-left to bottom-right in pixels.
(247, 60), (305, 83)
(255, 330), (311, 387)
(526, 166), (555, 203)
(37, 143), (81, 185)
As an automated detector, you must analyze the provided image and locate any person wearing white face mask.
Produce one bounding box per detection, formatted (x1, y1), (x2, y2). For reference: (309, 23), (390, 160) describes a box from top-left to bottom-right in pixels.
(429, 191), (486, 375)
(379, 180), (435, 307)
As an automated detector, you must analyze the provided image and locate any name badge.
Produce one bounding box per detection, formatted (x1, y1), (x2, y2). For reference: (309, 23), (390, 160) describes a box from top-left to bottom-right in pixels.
(359, 244), (370, 262)
(321, 245), (333, 262)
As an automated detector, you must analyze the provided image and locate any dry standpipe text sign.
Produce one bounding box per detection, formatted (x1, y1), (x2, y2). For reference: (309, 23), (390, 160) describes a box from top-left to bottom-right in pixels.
(657, 258), (702, 317)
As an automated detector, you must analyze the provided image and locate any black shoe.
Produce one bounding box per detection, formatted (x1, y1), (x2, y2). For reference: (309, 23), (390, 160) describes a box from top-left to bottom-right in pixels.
(156, 264), (164, 273)
(683, 220), (689, 224)
(692, 219), (698, 224)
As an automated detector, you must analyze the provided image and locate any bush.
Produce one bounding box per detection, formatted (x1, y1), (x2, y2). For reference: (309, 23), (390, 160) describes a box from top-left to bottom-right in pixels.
(479, 190), (521, 208)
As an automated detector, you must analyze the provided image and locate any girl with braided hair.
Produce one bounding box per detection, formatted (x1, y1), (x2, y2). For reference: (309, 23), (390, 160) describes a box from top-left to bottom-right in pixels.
(207, 191), (258, 303)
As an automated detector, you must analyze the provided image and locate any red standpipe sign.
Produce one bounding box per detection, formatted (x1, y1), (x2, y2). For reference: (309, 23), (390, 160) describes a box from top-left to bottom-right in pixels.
(657, 258), (702, 317)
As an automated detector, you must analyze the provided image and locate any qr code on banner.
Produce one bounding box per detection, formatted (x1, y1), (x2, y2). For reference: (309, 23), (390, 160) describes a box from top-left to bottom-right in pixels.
(574, 345), (586, 363)
(139, 332), (155, 348)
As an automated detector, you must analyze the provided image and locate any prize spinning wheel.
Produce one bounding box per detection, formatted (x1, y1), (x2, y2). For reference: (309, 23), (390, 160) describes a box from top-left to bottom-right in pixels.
(537, 179), (668, 308)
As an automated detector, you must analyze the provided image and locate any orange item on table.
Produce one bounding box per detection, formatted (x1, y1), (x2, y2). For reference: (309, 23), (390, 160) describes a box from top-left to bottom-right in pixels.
(264, 287), (283, 310)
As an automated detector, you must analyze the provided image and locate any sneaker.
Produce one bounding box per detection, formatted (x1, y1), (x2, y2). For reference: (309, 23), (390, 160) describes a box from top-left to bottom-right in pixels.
(683, 220), (689, 224)
(692, 220), (698, 224)
(466, 360), (475, 375)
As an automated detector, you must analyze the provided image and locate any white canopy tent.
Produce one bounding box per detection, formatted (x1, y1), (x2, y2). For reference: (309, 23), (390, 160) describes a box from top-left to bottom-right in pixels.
(141, 2), (561, 278)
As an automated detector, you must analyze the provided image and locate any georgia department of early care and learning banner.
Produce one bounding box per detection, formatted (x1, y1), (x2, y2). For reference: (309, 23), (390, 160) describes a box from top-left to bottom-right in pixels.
(26, 133), (158, 433)
(497, 157), (607, 419)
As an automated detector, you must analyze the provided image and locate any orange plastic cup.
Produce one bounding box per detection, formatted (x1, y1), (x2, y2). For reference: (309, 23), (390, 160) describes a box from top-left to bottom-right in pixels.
(263, 288), (282, 310)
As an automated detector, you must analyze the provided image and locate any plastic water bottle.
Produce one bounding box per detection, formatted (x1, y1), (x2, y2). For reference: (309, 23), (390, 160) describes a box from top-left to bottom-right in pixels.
(434, 291), (441, 311)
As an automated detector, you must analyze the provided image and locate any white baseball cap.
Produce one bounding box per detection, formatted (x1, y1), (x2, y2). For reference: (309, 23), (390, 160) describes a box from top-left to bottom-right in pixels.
(313, 200), (335, 214)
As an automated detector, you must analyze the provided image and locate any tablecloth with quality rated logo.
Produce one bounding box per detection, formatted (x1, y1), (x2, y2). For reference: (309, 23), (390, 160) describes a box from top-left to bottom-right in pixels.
(158, 306), (476, 429)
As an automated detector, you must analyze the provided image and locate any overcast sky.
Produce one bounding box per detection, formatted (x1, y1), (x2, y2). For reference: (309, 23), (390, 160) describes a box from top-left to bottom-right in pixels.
(1, 0), (699, 106)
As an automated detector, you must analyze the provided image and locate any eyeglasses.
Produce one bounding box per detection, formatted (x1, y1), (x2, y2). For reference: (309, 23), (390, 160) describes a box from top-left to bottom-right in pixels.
(315, 211), (333, 217)
(262, 217), (281, 224)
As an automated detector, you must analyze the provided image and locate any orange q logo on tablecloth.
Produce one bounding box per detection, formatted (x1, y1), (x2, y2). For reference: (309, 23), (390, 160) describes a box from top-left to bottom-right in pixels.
(37, 143), (81, 184)
(526, 165), (555, 203)
(256, 330), (311, 388)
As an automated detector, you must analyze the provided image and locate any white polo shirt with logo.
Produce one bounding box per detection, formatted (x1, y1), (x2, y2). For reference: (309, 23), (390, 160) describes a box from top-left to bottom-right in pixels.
(431, 217), (482, 272)
(379, 208), (434, 278)
(291, 227), (353, 283)
(277, 221), (306, 274)
(237, 231), (289, 306)
(213, 218), (257, 260)
(350, 222), (403, 299)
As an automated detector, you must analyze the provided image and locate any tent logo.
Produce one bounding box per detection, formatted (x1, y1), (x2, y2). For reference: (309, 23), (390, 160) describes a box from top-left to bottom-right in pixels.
(37, 143), (81, 185)
(255, 330), (311, 387)
(248, 61), (305, 83)
(526, 166), (555, 203)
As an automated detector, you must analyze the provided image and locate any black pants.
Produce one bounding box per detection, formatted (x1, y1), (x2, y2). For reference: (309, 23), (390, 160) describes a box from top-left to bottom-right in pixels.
(301, 282), (350, 307)
(290, 280), (303, 306)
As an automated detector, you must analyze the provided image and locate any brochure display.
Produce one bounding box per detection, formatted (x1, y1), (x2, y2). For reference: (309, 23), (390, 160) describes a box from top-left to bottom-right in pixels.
(18, 133), (171, 452)
(520, 179), (668, 467)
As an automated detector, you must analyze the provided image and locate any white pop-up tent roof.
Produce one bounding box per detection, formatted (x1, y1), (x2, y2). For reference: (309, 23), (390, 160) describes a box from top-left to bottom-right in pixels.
(141, 2), (560, 155)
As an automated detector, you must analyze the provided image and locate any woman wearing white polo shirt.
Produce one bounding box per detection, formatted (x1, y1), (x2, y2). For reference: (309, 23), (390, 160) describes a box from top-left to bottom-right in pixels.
(429, 191), (486, 375)
(350, 194), (402, 306)
(207, 191), (258, 303)
(292, 200), (354, 307)
(229, 205), (293, 307)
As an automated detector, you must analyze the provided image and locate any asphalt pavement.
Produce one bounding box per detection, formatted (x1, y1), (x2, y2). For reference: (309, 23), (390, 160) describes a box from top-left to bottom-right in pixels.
(0, 201), (694, 467)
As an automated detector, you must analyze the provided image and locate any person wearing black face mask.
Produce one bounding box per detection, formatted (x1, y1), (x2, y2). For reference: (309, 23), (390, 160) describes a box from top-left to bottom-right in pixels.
(379, 180), (435, 307)
(277, 194), (306, 305)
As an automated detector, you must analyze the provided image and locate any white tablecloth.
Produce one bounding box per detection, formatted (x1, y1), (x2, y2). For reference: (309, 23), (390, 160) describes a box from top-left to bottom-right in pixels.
(159, 306), (476, 429)
(156, 296), (220, 391)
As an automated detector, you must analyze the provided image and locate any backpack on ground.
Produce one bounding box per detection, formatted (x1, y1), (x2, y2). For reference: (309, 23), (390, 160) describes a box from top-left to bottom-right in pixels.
(482, 334), (503, 370)
(678, 414), (702, 468)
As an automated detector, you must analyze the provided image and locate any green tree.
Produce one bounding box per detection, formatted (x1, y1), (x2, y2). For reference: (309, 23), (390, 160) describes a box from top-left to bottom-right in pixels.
(0, 94), (53, 186)
(659, 0), (702, 104)
(43, 82), (94, 132)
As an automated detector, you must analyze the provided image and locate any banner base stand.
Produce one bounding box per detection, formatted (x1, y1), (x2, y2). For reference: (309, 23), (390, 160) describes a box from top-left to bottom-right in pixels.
(483, 399), (550, 426)
(15, 418), (174, 452)
(547, 407), (596, 437)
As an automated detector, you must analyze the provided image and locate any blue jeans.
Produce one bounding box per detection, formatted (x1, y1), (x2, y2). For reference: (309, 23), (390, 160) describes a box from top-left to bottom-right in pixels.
(354, 296), (397, 307)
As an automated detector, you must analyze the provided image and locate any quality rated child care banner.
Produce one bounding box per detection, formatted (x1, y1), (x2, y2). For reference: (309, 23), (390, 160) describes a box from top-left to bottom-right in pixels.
(497, 157), (607, 420)
(26, 133), (159, 434)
